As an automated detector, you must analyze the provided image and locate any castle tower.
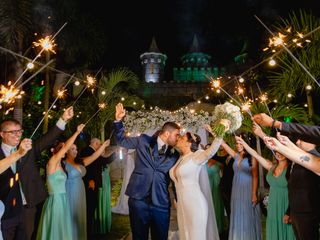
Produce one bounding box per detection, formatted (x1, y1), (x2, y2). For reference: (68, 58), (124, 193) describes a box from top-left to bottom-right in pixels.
(140, 37), (167, 83)
(173, 34), (224, 82)
(181, 34), (211, 68)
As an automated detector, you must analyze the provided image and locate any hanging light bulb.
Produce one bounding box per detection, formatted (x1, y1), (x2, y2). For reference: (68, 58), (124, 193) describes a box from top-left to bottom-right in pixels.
(268, 59), (276, 66)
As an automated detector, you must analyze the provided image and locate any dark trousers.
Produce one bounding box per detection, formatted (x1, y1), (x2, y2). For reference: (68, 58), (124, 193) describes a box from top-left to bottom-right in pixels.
(86, 188), (98, 238)
(220, 188), (231, 221)
(1, 205), (39, 240)
(128, 198), (170, 240)
(291, 212), (320, 240)
(24, 206), (37, 240)
(2, 209), (25, 240)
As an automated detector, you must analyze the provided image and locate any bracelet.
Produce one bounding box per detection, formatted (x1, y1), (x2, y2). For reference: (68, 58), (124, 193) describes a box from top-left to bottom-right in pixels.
(271, 119), (276, 129)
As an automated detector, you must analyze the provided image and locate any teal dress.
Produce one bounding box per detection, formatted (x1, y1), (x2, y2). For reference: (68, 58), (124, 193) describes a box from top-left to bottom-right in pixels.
(206, 162), (224, 234)
(36, 170), (73, 240)
(266, 169), (295, 240)
(95, 167), (112, 234)
(65, 163), (87, 240)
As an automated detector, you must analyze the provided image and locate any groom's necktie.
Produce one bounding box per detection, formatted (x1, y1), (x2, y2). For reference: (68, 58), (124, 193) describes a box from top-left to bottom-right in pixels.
(158, 144), (167, 155)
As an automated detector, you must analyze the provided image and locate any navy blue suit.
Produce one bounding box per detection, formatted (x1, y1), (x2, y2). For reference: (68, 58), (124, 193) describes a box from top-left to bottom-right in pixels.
(114, 121), (179, 240)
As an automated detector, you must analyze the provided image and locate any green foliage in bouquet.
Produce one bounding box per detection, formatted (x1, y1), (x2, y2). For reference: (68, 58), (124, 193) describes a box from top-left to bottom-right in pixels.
(211, 102), (243, 138)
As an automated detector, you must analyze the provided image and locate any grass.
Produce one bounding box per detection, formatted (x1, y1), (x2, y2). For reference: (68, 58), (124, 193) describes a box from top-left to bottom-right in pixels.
(104, 213), (130, 240)
(103, 180), (131, 240)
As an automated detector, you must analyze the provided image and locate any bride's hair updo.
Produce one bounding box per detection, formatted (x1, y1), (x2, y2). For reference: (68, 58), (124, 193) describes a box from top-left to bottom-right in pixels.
(186, 132), (201, 152)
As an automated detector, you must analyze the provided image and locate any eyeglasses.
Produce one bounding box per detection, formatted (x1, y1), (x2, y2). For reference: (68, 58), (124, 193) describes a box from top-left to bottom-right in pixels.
(2, 129), (24, 135)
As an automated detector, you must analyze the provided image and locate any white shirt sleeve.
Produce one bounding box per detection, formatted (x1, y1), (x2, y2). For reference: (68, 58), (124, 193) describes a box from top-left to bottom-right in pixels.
(56, 118), (66, 130)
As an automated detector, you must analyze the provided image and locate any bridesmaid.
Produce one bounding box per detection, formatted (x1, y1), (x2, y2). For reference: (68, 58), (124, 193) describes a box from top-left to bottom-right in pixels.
(205, 145), (224, 235)
(36, 124), (85, 240)
(0, 139), (32, 240)
(236, 135), (295, 240)
(221, 136), (262, 240)
(239, 123), (295, 240)
(65, 139), (110, 240)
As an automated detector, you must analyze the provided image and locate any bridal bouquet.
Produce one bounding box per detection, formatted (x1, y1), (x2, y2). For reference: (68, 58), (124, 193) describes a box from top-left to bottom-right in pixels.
(211, 102), (243, 137)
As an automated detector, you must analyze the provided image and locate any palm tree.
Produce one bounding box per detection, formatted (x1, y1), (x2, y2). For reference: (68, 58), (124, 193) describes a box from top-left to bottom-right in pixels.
(74, 68), (144, 140)
(267, 10), (320, 119)
(0, 0), (33, 123)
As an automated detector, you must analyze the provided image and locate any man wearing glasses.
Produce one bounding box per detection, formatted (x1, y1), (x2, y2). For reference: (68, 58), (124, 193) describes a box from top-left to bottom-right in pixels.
(0, 107), (74, 240)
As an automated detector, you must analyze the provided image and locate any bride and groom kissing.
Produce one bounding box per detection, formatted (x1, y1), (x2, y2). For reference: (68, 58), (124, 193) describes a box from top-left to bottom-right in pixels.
(114, 103), (230, 240)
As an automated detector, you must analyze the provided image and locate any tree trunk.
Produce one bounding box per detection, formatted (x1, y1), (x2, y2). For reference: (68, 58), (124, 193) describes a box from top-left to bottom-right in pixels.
(43, 52), (50, 133)
(256, 136), (265, 189)
(13, 60), (23, 123)
(306, 91), (314, 119)
(100, 122), (105, 142)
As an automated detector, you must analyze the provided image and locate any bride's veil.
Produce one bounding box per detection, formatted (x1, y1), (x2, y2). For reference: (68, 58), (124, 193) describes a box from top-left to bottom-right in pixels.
(199, 166), (220, 240)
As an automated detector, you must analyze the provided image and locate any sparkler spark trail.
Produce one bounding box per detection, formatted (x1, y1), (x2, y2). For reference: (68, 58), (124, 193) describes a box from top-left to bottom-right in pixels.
(30, 74), (75, 139)
(255, 15), (320, 88)
(12, 22), (67, 87)
(84, 103), (107, 125)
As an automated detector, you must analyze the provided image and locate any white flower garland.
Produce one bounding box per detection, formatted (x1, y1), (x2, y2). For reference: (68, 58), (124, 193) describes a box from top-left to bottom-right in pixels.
(123, 107), (213, 135)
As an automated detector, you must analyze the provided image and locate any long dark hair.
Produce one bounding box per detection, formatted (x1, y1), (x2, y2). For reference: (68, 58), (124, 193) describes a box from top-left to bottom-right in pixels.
(51, 141), (68, 175)
(235, 133), (252, 167)
(270, 155), (292, 181)
(186, 132), (201, 152)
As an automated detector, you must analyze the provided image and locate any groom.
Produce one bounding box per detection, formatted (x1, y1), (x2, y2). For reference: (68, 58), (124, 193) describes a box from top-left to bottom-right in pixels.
(114, 103), (180, 240)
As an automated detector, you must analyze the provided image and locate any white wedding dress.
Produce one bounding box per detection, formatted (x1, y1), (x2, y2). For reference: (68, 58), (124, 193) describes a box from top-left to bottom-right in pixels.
(169, 138), (222, 240)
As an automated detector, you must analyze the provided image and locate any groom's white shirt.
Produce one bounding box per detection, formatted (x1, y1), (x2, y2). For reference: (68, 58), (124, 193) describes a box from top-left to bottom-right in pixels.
(157, 136), (167, 152)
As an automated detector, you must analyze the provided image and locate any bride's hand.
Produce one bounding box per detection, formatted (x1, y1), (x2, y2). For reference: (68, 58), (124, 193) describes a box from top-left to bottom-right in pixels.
(220, 119), (231, 132)
(203, 124), (213, 134)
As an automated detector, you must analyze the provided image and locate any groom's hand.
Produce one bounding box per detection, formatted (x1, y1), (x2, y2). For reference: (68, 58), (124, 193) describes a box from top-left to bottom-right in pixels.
(115, 103), (126, 121)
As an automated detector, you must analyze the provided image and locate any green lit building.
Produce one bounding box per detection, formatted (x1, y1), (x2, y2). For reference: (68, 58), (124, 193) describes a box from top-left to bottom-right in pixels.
(173, 35), (225, 82)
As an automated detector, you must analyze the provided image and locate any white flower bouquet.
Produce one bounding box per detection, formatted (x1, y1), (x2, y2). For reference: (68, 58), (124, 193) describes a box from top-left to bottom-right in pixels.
(211, 102), (243, 137)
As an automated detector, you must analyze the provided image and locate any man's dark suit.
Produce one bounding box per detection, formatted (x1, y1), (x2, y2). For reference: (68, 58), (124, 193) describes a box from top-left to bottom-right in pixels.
(277, 123), (320, 240)
(280, 122), (320, 145)
(81, 145), (113, 238)
(114, 121), (179, 240)
(216, 155), (233, 221)
(0, 125), (63, 240)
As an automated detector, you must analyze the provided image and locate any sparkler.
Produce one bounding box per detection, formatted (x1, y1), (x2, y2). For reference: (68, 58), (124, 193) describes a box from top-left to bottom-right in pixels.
(30, 74), (75, 139)
(255, 15), (320, 88)
(12, 22), (67, 87)
(72, 74), (97, 106)
(84, 103), (107, 125)
(72, 67), (103, 106)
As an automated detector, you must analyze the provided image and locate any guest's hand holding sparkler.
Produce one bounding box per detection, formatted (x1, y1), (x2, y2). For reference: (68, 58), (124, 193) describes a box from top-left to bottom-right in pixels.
(61, 106), (74, 122)
(17, 139), (32, 157)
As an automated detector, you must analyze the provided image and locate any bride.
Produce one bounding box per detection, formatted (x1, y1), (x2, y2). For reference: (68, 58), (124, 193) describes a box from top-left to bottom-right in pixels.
(169, 121), (230, 240)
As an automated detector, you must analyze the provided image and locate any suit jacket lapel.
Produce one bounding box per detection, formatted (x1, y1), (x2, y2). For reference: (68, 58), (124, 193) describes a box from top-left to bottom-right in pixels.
(159, 146), (175, 165)
(147, 136), (158, 166)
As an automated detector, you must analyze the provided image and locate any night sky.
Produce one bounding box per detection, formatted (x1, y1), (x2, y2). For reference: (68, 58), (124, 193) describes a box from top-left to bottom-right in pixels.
(32, 0), (320, 79)
(86, 0), (319, 78)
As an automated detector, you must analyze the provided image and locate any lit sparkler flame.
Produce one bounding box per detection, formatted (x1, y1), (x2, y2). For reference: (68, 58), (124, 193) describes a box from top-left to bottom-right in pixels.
(33, 36), (57, 54)
(86, 75), (96, 88)
(57, 89), (66, 98)
(260, 94), (268, 102)
(0, 85), (20, 104)
(98, 103), (107, 109)
(241, 101), (251, 112)
(211, 79), (221, 88)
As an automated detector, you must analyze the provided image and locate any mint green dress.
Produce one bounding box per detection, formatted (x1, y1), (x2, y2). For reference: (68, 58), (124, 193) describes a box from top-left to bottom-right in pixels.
(36, 170), (73, 240)
(95, 167), (112, 234)
(266, 169), (295, 240)
(207, 162), (224, 234)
